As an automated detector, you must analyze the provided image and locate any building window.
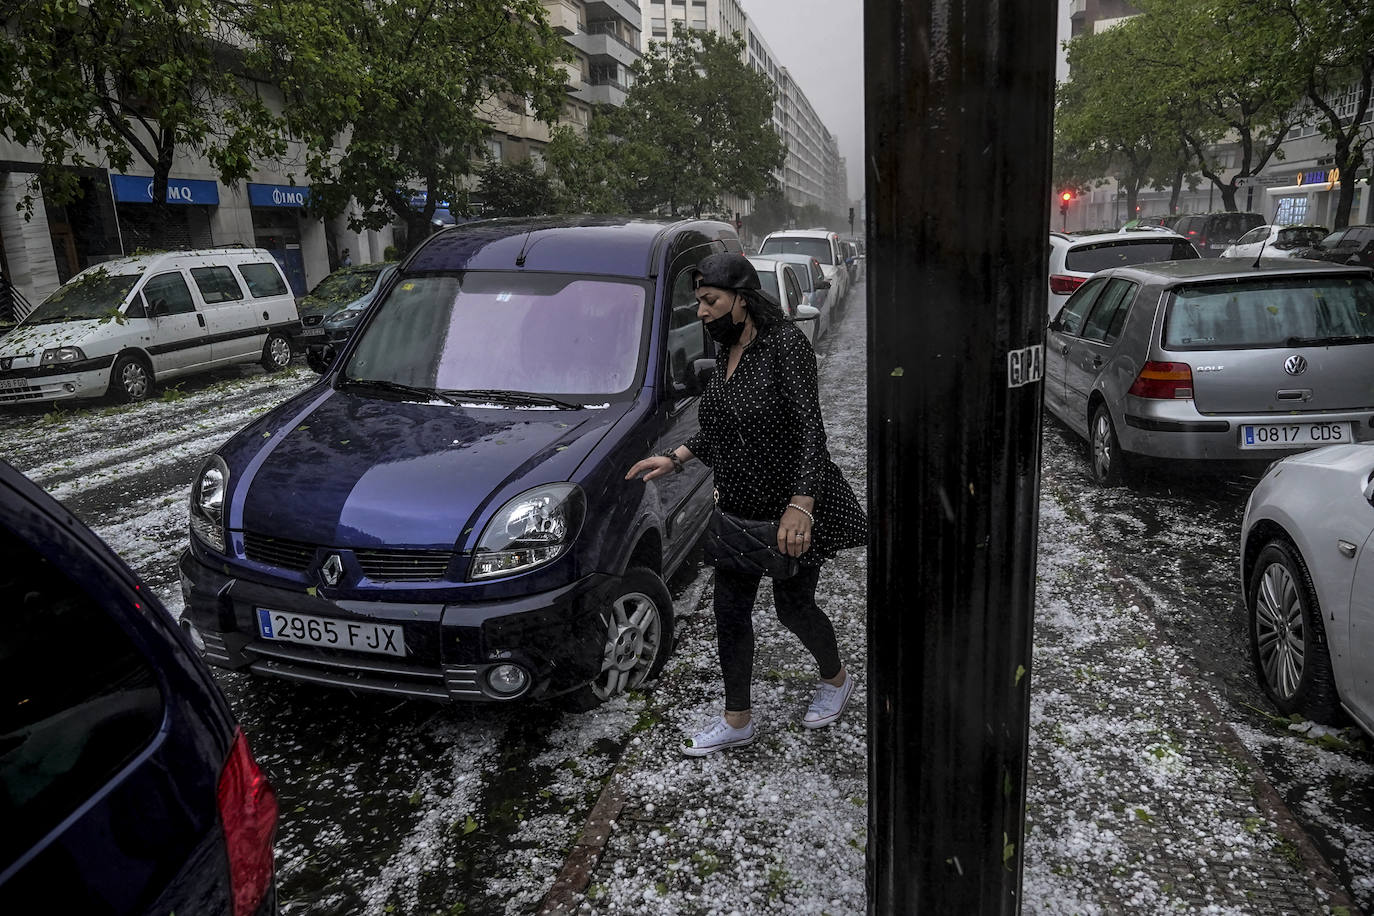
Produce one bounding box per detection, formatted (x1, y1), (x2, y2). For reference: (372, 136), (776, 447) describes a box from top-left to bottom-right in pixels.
(1273, 196), (1309, 224)
(486, 138), (503, 161)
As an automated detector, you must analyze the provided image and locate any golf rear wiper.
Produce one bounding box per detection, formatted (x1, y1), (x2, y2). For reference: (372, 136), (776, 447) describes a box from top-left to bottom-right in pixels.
(442, 388), (581, 410)
(1284, 334), (1374, 347)
(339, 377), (458, 405)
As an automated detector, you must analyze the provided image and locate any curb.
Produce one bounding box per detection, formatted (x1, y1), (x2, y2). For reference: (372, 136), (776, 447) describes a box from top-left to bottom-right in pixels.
(537, 781), (627, 914)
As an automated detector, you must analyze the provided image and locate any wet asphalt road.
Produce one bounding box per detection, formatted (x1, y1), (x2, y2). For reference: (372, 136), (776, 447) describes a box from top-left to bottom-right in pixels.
(2, 291), (1369, 910)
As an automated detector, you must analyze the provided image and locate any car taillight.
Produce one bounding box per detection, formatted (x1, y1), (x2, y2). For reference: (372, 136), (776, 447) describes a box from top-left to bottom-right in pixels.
(218, 728), (277, 916)
(1128, 361), (1194, 399)
(1049, 274), (1086, 295)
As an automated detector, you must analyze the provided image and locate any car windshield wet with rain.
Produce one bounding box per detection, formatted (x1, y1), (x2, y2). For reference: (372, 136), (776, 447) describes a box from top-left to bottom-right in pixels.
(23, 273), (139, 324)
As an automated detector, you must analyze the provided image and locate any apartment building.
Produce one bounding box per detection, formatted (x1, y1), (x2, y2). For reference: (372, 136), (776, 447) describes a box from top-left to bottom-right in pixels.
(641, 0), (848, 219)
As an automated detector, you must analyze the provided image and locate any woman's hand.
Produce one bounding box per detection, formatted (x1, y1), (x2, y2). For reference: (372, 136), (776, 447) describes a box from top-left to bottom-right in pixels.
(625, 456), (674, 482)
(779, 498), (815, 557)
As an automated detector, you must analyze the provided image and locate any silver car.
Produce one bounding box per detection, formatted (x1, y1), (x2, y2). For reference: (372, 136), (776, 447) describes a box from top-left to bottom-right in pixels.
(1240, 443), (1374, 734)
(1044, 259), (1374, 484)
(746, 257), (821, 343)
(752, 252), (834, 338)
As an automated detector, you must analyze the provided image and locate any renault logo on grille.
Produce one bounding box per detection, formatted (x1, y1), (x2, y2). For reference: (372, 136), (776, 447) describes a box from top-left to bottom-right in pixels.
(321, 554), (344, 586)
(1284, 355), (1308, 376)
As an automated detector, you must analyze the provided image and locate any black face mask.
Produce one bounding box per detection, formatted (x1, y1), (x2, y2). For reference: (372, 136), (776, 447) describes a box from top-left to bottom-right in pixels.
(704, 297), (746, 346)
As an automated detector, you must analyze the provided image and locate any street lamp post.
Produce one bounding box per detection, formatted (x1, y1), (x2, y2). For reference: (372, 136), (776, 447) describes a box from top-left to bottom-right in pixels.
(866, 0), (1053, 912)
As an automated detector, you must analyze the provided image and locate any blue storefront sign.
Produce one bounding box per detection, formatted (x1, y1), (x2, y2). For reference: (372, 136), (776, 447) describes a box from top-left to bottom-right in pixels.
(110, 173), (220, 206)
(248, 183), (311, 208)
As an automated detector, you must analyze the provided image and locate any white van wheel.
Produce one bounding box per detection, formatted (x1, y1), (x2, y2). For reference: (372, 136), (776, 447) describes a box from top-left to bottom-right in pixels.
(261, 333), (292, 372)
(111, 354), (153, 402)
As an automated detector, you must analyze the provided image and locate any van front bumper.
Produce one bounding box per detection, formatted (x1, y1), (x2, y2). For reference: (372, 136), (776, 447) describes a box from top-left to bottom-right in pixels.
(0, 358), (113, 404)
(178, 547), (614, 702)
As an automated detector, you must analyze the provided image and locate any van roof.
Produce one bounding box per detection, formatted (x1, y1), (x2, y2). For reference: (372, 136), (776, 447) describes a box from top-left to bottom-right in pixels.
(78, 247), (280, 276)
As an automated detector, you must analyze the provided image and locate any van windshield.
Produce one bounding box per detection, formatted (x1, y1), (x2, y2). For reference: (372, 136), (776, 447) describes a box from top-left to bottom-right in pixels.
(1164, 275), (1374, 350)
(759, 237), (834, 265)
(342, 272), (651, 401)
(24, 273), (140, 324)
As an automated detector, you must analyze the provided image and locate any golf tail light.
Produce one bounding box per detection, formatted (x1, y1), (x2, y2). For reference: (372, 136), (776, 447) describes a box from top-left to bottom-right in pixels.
(1049, 274), (1086, 295)
(1128, 361), (1194, 399)
(470, 484), (585, 580)
(217, 728), (277, 916)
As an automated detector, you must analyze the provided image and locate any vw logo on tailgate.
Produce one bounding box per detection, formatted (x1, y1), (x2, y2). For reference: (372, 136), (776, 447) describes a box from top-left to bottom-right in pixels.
(1284, 355), (1308, 376)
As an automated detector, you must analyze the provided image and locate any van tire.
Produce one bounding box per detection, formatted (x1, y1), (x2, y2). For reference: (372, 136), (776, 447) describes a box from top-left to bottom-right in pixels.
(110, 354), (153, 402)
(564, 565), (675, 711)
(261, 332), (292, 372)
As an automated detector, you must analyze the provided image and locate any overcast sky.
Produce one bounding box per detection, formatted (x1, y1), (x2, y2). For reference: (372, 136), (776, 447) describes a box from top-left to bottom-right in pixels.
(742, 0), (864, 202)
(742, 0), (1071, 203)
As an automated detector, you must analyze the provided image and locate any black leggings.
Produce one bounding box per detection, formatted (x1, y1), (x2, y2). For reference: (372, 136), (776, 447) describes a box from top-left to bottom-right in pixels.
(713, 565), (842, 712)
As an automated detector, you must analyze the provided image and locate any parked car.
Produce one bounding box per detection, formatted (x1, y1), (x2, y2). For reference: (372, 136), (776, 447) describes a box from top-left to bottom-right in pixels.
(1120, 216), (1174, 231)
(1300, 225), (1374, 266)
(303, 264), (399, 373)
(752, 252), (834, 338)
(1044, 259), (1374, 484)
(1047, 230), (1199, 319)
(180, 217), (743, 706)
(1220, 224), (1328, 259)
(758, 229), (849, 306)
(0, 249), (298, 405)
(745, 256), (821, 343)
(294, 262), (395, 352)
(1240, 443), (1374, 735)
(0, 458), (277, 913)
(1173, 212), (1265, 257)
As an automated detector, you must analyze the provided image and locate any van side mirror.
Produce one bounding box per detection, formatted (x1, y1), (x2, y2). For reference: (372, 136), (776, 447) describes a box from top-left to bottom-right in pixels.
(816, 279), (832, 290)
(149, 298), (168, 318)
(794, 304), (820, 323)
(693, 358), (716, 392)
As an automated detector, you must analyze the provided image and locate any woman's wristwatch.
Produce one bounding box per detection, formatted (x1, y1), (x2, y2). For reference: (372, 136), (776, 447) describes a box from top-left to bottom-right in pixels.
(658, 449), (684, 474)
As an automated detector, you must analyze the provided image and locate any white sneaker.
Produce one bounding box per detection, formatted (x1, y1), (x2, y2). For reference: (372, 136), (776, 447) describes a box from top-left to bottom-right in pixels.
(682, 717), (757, 757)
(803, 672), (855, 729)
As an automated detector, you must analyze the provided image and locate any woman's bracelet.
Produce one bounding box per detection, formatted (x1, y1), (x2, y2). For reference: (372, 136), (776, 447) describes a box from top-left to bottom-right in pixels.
(786, 502), (815, 524)
(658, 449), (684, 474)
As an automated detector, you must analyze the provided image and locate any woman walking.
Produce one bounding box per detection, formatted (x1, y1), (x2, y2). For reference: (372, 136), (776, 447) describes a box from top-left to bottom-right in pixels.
(626, 252), (866, 756)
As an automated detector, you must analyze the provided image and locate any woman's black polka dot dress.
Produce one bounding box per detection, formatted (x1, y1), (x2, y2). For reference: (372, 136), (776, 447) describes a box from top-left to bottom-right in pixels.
(686, 318), (867, 567)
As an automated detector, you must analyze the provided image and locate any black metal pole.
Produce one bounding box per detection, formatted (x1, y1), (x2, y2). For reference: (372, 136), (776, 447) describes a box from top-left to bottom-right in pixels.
(865, 0), (1055, 911)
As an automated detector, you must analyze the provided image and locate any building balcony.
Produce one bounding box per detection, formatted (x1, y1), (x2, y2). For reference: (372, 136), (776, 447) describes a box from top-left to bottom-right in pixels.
(1069, 0), (1087, 17)
(568, 30), (640, 68)
(543, 0), (584, 34)
(573, 80), (629, 107)
(584, 0), (641, 28)
(558, 58), (585, 90)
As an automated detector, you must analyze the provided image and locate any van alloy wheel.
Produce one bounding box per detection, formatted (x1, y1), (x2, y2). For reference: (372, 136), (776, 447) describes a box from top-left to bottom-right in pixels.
(262, 333), (292, 371)
(1246, 539), (1340, 722)
(112, 355), (152, 402)
(590, 590), (663, 701)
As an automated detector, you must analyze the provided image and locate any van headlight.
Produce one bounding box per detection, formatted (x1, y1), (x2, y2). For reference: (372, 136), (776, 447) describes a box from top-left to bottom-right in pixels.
(40, 346), (86, 365)
(189, 455), (230, 553)
(470, 484), (585, 580)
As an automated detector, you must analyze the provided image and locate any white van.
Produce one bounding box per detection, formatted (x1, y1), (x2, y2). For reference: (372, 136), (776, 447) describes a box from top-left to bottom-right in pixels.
(0, 248), (300, 404)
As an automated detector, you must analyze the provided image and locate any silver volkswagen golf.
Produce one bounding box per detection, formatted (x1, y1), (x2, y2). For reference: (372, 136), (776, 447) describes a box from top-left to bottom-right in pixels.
(1044, 259), (1374, 483)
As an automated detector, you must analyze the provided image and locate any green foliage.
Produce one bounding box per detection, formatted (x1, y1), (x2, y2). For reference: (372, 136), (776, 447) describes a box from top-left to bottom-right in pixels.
(609, 31), (785, 217)
(0, 0), (284, 219)
(246, 0), (571, 246)
(474, 159), (558, 218)
(544, 119), (629, 214)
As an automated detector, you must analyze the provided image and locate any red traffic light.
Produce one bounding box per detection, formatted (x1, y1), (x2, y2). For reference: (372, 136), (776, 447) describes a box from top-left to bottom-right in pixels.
(1060, 191), (1073, 202)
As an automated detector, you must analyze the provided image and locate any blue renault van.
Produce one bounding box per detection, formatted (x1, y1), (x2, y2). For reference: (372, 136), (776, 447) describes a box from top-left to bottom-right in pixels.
(180, 218), (740, 706)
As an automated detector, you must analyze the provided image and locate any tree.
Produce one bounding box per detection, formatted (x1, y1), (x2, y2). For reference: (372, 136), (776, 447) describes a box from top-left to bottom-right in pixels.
(1057, 20), (1191, 218)
(611, 31), (784, 217)
(1268, 0), (1374, 228)
(0, 0), (282, 232)
(248, 0), (570, 248)
(1133, 0), (1303, 212)
(544, 119), (628, 214)
(474, 159), (558, 217)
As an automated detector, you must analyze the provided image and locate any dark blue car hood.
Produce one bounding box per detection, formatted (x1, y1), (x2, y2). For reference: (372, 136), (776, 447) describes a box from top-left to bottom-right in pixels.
(231, 390), (630, 549)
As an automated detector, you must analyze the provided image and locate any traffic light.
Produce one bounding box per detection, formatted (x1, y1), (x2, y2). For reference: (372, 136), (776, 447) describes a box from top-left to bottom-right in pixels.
(734, 211), (742, 233)
(848, 206), (855, 234)
(1059, 190), (1073, 215)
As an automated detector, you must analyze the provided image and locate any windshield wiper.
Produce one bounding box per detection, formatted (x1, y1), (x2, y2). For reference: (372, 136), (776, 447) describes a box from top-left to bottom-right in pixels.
(1285, 334), (1374, 347)
(339, 377), (458, 405)
(441, 388), (581, 410)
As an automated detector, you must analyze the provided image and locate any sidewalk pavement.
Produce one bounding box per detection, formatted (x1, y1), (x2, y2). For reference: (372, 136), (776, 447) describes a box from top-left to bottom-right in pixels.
(535, 288), (1360, 915)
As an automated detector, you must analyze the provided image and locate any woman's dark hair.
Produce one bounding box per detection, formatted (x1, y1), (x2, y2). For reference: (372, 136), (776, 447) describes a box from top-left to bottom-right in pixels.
(736, 287), (787, 328)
